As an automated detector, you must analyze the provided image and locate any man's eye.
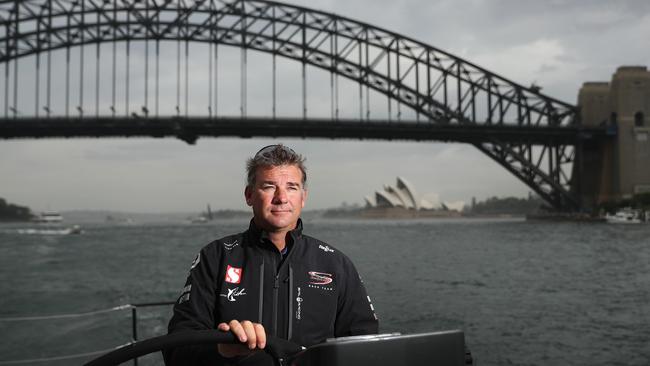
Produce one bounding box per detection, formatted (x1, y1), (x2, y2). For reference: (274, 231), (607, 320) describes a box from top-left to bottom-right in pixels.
(262, 185), (275, 190)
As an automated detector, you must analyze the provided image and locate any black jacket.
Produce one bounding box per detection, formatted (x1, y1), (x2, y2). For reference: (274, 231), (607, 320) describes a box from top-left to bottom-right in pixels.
(164, 219), (379, 365)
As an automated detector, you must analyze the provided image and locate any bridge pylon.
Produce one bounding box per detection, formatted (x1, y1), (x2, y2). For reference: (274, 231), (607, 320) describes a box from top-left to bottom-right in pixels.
(576, 66), (650, 211)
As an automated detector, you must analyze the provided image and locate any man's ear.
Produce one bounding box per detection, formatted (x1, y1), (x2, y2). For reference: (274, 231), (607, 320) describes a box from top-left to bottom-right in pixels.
(301, 189), (308, 208)
(244, 186), (252, 206)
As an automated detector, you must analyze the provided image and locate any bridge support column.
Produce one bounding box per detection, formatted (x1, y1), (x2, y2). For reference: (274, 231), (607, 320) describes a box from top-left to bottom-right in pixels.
(576, 66), (650, 211)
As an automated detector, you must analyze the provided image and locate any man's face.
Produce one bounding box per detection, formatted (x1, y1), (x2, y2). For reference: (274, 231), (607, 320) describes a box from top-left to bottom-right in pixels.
(245, 164), (307, 233)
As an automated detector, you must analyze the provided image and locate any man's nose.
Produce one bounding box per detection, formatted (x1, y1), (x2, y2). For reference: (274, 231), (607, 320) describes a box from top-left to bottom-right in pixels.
(272, 187), (288, 203)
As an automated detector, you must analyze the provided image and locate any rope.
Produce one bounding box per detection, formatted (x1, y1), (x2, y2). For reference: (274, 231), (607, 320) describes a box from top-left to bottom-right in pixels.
(0, 342), (133, 365)
(0, 304), (133, 322)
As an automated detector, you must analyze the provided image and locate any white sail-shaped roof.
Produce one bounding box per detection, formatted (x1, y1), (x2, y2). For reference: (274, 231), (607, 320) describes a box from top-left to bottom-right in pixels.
(385, 184), (414, 209)
(375, 190), (403, 207)
(396, 177), (419, 210)
(364, 195), (376, 208)
(364, 177), (431, 210)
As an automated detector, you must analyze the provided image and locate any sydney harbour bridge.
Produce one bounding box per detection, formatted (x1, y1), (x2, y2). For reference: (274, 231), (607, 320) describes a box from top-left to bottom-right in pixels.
(0, 0), (613, 212)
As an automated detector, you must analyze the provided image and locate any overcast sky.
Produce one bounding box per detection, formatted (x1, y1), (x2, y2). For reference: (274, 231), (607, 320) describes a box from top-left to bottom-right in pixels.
(1, 0), (649, 213)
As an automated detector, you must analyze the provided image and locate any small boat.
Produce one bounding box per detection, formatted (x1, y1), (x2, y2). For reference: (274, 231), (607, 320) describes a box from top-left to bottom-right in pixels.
(188, 215), (209, 224)
(605, 208), (644, 224)
(33, 211), (64, 224)
(188, 204), (214, 224)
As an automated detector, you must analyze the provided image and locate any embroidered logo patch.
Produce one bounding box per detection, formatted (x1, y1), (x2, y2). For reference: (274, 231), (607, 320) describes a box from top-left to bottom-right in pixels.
(318, 244), (334, 253)
(308, 271), (333, 285)
(220, 287), (247, 302)
(225, 265), (243, 284)
(223, 240), (239, 250)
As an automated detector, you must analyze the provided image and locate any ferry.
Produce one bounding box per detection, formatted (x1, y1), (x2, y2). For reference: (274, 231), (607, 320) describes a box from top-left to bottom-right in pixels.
(605, 208), (646, 224)
(33, 211), (64, 224)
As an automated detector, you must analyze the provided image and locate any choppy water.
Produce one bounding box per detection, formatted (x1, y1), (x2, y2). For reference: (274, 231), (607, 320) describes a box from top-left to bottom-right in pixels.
(1, 218), (649, 366)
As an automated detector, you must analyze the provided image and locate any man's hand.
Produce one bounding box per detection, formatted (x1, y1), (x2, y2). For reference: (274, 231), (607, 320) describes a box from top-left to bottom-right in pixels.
(217, 320), (266, 358)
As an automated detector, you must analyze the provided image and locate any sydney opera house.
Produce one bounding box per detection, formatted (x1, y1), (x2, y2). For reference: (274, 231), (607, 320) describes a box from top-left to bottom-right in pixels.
(364, 177), (432, 210)
(361, 177), (459, 218)
(323, 177), (462, 218)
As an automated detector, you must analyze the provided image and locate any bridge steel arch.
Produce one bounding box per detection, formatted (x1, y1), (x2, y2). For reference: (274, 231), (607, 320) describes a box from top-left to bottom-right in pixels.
(0, 0), (588, 210)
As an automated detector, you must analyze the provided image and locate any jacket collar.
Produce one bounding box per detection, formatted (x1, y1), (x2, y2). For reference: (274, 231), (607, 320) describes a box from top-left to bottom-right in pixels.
(247, 218), (304, 249)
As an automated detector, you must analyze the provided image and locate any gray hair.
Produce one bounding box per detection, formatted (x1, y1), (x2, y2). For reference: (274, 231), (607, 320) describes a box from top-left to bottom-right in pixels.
(246, 144), (307, 188)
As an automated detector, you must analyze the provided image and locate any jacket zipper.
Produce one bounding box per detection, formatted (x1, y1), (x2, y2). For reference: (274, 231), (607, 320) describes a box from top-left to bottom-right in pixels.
(287, 265), (293, 340)
(272, 257), (279, 336)
(271, 242), (296, 339)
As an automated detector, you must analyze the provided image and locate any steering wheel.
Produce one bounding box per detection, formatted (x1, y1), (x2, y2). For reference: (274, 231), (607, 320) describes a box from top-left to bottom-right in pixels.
(84, 330), (303, 366)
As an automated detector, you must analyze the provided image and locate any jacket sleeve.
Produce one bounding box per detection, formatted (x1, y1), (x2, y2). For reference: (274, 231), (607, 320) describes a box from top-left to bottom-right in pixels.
(163, 244), (230, 365)
(334, 256), (379, 336)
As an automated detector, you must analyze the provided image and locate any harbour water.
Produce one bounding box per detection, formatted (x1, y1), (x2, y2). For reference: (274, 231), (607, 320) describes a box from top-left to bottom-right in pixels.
(1, 218), (649, 365)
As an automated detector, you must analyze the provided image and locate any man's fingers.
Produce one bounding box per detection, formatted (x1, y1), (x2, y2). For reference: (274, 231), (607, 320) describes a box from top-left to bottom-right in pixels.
(218, 321), (250, 358)
(228, 320), (247, 342)
(241, 321), (257, 349)
(218, 319), (265, 351)
(254, 323), (266, 349)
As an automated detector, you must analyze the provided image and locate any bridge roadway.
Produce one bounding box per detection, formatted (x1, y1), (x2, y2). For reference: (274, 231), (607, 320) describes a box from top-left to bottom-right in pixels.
(0, 117), (612, 145)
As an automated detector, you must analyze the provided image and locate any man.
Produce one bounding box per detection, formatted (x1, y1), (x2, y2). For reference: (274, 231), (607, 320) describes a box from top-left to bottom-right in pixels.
(164, 144), (378, 365)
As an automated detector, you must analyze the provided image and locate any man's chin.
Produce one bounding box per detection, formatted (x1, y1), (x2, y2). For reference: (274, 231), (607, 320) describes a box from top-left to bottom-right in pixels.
(264, 215), (296, 229)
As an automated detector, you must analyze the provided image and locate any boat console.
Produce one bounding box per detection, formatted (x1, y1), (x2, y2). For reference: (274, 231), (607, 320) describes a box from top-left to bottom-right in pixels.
(294, 331), (466, 366)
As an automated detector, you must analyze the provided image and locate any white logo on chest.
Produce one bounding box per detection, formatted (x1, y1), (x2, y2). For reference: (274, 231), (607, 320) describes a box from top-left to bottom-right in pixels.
(318, 244), (334, 253)
(307, 271), (334, 291)
(223, 240), (239, 250)
(220, 287), (247, 302)
(295, 287), (302, 320)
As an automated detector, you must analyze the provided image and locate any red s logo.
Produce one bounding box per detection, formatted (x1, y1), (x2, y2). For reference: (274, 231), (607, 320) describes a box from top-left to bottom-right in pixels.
(225, 265), (242, 284)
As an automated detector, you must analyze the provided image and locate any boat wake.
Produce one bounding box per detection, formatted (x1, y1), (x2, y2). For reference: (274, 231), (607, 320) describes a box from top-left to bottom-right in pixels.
(15, 225), (83, 235)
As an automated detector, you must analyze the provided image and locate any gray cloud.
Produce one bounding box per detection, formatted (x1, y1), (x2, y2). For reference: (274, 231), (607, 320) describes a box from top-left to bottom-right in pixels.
(1, 0), (648, 212)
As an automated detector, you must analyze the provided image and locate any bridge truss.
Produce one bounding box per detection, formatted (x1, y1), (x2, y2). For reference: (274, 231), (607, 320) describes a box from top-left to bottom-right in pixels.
(0, 0), (609, 211)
